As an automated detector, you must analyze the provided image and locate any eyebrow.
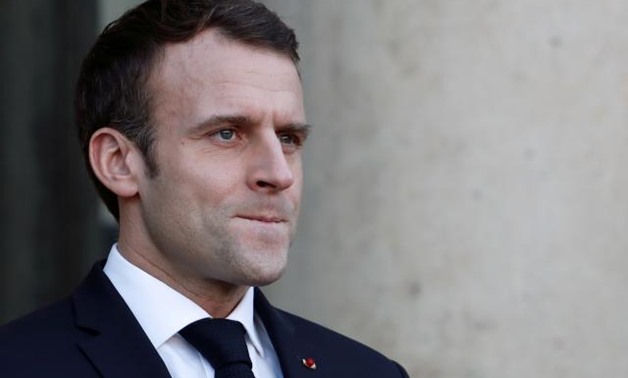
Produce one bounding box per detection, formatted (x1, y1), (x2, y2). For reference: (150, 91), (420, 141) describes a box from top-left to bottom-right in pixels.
(191, 114), (312, 137)
(277, 122), (312, 139)
(190, 114), (252, 133)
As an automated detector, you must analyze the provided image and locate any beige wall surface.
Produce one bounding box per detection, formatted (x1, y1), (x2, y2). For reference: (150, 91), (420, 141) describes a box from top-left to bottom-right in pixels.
(261, 1), (628, 377)
(101, 1), (628, 377)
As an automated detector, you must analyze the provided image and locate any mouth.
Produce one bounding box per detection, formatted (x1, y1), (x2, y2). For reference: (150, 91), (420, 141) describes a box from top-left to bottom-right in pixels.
(236, 215), (287, 223)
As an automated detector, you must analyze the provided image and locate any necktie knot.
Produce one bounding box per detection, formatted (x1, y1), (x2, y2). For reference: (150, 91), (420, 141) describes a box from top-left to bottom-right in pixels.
(180, 318), (255, 377)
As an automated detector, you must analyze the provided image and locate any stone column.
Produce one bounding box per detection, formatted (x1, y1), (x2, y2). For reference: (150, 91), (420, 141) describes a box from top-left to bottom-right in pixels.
(262, 1), (628, 377)
(0, 1), (102, 322)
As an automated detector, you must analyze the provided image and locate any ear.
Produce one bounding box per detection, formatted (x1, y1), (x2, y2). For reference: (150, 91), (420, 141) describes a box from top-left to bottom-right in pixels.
(89, 128), (144, 198)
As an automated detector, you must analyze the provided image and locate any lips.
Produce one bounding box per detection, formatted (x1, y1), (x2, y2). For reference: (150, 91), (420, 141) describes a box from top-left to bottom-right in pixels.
(233, 202), (294, 224)
(236, 215), (287, 223)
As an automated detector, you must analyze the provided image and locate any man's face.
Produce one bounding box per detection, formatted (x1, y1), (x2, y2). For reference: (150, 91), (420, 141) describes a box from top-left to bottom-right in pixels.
(135, 30), (307, 288)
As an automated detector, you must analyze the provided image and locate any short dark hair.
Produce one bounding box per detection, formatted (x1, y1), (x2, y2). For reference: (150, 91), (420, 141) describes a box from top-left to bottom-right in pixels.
(75, 0), (299, 220)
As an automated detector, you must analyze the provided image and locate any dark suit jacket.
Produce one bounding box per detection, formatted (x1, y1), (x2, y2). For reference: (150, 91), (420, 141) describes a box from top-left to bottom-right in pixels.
(0, 262), (409, 377)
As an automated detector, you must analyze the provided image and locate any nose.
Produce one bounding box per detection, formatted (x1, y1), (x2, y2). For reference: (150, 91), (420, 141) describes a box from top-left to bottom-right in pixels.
(247, 133), (295, 193)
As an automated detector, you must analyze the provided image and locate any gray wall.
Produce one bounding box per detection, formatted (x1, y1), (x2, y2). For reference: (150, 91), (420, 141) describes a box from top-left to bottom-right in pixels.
(99, 0), (142, 28)
(261, 1), (628, 377)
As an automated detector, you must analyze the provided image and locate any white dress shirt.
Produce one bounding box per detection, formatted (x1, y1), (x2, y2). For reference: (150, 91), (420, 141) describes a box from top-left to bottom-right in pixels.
(103, 245), (283, 378)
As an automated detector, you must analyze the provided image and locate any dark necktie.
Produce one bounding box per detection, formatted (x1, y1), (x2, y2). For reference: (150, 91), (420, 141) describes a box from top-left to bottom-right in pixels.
(180, 318), (256, 378)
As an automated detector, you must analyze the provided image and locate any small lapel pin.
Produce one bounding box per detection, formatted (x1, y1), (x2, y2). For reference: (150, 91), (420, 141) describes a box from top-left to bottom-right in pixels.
(301, 357), (317, 370)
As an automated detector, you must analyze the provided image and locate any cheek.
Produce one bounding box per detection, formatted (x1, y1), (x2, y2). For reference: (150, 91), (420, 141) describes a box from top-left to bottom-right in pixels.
(177, 160), (245, 207)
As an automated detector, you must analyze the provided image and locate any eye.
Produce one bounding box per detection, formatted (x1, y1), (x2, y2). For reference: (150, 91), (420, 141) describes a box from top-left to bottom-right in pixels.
(216, 129), (236, 141)
(218, 129), (235, 140)
(278, 132), (301, 146)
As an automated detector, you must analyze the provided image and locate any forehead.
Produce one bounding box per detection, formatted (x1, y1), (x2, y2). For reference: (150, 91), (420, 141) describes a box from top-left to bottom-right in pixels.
(147, 29), (304, 124)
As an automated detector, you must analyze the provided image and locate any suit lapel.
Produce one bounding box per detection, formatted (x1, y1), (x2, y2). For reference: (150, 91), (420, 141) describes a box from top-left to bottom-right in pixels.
(72, 263), (171, 378)
(254, 289), (320, 378)
(71, 265), (324, 378)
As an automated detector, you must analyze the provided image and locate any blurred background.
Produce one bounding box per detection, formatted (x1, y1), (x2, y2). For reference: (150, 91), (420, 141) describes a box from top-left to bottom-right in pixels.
(3, 1), (628, 377)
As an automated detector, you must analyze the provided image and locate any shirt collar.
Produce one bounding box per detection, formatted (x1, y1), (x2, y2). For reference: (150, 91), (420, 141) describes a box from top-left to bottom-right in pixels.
(102, 244), (265, 357)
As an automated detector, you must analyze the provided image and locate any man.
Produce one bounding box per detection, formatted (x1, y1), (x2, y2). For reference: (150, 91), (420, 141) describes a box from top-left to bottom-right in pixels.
(0, 0), (409, 377)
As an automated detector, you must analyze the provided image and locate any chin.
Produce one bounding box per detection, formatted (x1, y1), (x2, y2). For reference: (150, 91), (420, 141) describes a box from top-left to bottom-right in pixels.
(242, 259), (288, 287)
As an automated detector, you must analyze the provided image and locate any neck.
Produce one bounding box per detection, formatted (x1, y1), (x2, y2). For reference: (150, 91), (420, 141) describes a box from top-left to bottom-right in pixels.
(116, 235), (248, 319)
